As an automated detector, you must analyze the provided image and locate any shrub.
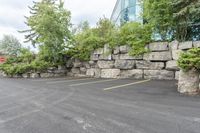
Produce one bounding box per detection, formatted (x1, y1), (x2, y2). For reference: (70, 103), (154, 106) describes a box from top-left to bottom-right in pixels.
(119, 22), (152, 56)
(177, 48), (200, 72)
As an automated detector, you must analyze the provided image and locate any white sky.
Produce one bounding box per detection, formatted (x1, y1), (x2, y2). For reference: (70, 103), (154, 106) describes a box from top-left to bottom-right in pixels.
(0, 0), (116, 47)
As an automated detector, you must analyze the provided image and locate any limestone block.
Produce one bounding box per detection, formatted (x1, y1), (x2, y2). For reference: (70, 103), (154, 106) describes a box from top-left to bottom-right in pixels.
(175, 71), (179, 80)
(97, 61), (114, 69)
(114, 60), (135, 69)
(119, 45), (129, 53)
(66, 59), (73, 68)
(22, 73), (30, 78)
(99, 54), (112, 60)
(13, 74), (22, 78)
(166, 60), (179, 70)
(178, 41), (193, 50)
(178, 70), (199, 95)
(30, 73), (40, 78)
(71, 68), (80, 74)
(89, 61), (95, 65)
(47, 67), (57, 73)
(149, 42), (169, 51)
(86, 68), (101, 78)
(136, 61), (164, 70)
(113, 46), (120, 54)
(73, 59), (83, 68)
(90, 54), (99, 61)
(83, 62), (91, 69)
(94, 48), (104, 55)
(58, 65), (66, 70)
(112, 54), (120, 60)
(120, 69), (143, 79)
(101, 69), (120, 78)
(169, 40), (179, 50)
(172, 50), (182, 60)
(80, 67), (87, 73)
(144, 70), (175, 80)
(54, 73), (66, 77)
(40, 73), (54, 78)
(143, 52), (172, 61)
(104, 44), (112, 54)
(120, 53), (143, 60)
(193, 41), (200, 48)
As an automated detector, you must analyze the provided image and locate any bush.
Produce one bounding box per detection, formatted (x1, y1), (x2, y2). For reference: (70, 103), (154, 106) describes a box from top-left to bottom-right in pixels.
(177, 48), (200, 72)
(119, 22), (152, 56)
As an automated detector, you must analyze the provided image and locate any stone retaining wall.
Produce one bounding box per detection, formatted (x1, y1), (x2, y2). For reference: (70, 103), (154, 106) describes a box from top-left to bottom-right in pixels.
(68, 41), (200, 80)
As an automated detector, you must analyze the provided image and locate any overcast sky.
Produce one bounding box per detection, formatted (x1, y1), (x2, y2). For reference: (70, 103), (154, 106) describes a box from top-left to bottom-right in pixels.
(0, 0), (116, 46)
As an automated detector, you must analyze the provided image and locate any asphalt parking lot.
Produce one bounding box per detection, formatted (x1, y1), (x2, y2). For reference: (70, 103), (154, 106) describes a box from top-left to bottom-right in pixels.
(0, 77), (199, 133)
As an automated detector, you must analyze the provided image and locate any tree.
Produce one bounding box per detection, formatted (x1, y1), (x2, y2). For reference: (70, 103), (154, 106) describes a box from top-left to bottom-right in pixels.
(21, 0), (72, 63)
(143, 0), (174, 41)
(72, 21), (90, 34)
(0, 35), (22, 56)
(172, 0), (200, 41)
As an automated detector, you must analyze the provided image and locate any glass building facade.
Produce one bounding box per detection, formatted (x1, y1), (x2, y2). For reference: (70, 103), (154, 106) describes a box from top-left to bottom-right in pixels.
(111, 0), (142, 25)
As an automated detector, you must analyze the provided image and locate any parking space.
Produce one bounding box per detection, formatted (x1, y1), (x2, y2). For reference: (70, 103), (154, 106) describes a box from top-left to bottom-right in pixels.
(0, 77), (199, 133)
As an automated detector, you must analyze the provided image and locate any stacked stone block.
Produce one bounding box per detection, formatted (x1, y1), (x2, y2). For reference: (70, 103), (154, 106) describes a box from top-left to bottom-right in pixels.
(69, 41), (200, 80)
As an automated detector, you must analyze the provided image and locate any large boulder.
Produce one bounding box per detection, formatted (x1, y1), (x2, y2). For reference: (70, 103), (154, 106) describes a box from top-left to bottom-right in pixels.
(30, 73), (40, 78)
(119, 45), (130, 53)
(148, 42), (169, 51)
(143, 51), (172, 61)
(97, 61), (114, 69)
(172, 49), (182, 60)
(90, 54), (99, 61)
(114, 60), (135, 69)
(136, 61), (164, 70)
(166, 60), (179, 70)
(178, 41), (193, 50)
(193, 41), (200, 48)
(99, 54), (112, 60)
(178, 70), (199, 95)
(113, 46), (120, 54)
(120, 53), (143, 60)
(93, 48), (104, 55)
(144, 70), (175, 80)
(120, 69), (143, 79)
(40, 73), (54, 78)
(112, 54), (120, 60)
(73, 59), (82, 68)
(71, 68), (80, 74)
(86, 68), (101, 78)
(169, 40), (179, 50)
(101, 69), (120, 78)
(175, 71), (179, 80)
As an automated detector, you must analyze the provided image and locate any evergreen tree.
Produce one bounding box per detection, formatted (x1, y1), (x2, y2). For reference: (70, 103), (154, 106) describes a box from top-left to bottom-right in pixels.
(172, 0), (200, 41)
(143, 0), (174, 41)
(21, 0), (72, 63)
(0, 35), (22, 56)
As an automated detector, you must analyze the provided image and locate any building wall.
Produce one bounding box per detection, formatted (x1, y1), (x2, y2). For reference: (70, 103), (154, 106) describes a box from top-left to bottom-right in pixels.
(111, 0), (142, 25)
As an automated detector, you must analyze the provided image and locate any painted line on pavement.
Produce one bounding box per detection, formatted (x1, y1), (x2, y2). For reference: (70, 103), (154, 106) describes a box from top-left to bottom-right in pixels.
(46, 78), (93, 84)
(103, 79), (151, 91)
(70, 79), (118, 87)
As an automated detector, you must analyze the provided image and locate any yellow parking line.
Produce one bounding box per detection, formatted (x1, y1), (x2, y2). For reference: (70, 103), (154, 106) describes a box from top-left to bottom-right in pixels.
(47, 78), (92, 84)
(104, 79), (151, 91)
(70, 79), (118, 87)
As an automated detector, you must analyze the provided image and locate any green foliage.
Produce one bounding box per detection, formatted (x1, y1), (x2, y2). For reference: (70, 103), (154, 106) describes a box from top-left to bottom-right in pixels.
(143, 0), (174, 41)
(0, 35), (22, 56)
(120, 22), (152, 56)
(70, 18), (117, 61)
(177, 48), (200, 72)
(172, 0), (200, 41)
(30, 59), (51, 72)
(21, 0), (72, 63)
